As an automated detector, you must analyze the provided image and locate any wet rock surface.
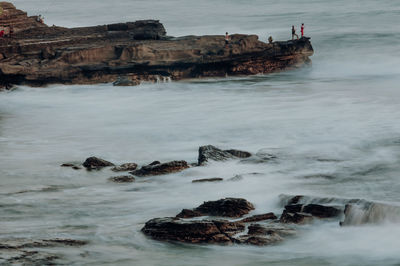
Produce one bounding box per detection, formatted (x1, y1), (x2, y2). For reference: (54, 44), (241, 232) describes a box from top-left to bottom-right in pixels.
(82, 156), (114, 170)
(111, 163), (138, 172)
(197, 145), (252, 165)
(239, 213), (277, 223)
(109, 175), (136, 183)
(130, 160), (189, 176)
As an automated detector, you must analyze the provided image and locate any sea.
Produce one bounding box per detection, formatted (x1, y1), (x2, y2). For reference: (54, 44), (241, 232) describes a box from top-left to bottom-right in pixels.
(1, 0), (400, 265)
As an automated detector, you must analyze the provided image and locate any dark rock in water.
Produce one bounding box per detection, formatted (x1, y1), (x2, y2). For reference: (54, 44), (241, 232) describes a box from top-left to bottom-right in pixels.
(224, 149), (252, 158)
(236, 234), (283, 246)
(61, 163), (82, 170)
(247, 224), (296, 237)
(284, 204), (303, 213)
(141, 217), (234, 244)
(149, 161), (161, 166)
(302, 204), (341, 218)
(82, 156), (114, 170)
(288, 195), (304, 205)
(130, 160), (189, 176)
(239, 212), (277, 223)
(109, 175), (135, 183)
(212, 220), (246, 237)
(192, 177), (223, 183)
(194, 198), (255, 218)
(280, 210), (313, 224)
(111, 163), (138, 172)
(198, 145), (235, 165)
(240, 149), (277, 164)
(175, 198), (254, 218)
(176, 209), (204, 218)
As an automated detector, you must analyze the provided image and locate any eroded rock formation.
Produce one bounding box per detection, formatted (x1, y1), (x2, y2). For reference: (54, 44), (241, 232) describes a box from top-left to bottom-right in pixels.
(0, 2), (313, 89)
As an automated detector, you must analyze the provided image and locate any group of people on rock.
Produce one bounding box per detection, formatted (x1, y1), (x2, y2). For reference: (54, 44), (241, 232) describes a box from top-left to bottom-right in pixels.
(292, 23), (305, 40)
(224, 23), (306, 47)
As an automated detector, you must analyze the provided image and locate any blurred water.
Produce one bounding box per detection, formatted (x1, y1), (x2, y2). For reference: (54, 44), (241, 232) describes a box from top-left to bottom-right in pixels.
(1, 0), (400, 265)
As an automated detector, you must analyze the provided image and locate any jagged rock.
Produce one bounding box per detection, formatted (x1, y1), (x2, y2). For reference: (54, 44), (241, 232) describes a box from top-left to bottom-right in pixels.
(247, 224), (296, 237)
(195, 198), (255, 218)
(141, 217), (235, 244)
(239, 212), (277, 223)
(148, 161), (161, 166)
(175, 198), (255, 218)
(280, 210), (313, 224)
(198, 145), (235, 165)
(176, 209), (204, 218)
(224, 149), (252, 158)
(192, 177), (223, 183)
(108, 175), (135, 183)
(130, 160), (189, 176)
(111, 163), (138, 172)
(82, 156), (114, 169)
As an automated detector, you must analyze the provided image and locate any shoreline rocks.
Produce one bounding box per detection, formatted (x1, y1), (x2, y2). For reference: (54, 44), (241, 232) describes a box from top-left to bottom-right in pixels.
(130, 160), (189, 176)
(82, 156), (115, 170)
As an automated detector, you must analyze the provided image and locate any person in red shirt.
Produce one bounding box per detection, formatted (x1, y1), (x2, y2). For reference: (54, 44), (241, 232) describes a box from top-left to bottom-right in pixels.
(0, 29), (4, 38)
(301, 23), (305, 37)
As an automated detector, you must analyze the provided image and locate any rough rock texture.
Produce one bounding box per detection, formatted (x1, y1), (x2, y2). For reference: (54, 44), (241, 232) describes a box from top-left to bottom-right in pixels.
(197, 145), (252, 165)
(141, 217), (242, 244)
(82, 156), (114, 169)
(176, 198), (255, 218)
(130, 160), (189, 176)
(280, 210), (313, 224)
(0, 2), (313, 89)
(239, 213), (277, 223)
(192, 177), (223, 183)
(279, 203), (341, 224)
(111, 163), (138, 172)
(108, 175), (135, 183)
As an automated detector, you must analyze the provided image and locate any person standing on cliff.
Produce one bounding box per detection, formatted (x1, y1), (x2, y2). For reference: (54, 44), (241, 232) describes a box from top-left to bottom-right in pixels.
(301, 23), (305, 37)
(225, 32), (230, 45)
(292, 26), (299, 40)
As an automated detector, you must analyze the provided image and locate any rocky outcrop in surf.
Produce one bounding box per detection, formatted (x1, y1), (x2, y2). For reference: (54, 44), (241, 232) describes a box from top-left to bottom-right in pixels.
(0, 2), (314, 90)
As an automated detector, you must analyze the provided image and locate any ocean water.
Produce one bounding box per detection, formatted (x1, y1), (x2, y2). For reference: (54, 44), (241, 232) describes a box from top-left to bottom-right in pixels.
(1, 0), (400, 265)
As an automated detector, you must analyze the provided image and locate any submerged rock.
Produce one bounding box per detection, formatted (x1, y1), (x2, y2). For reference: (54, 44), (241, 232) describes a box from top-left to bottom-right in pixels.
(82, 157), (114, 170)
(60, 163), (82, 170)
(197, 145), (252, 165)
(192, 177), (223, 183)
(111, 163), (138, 172)
(108, 175), (135, 183)
(130, 160), (189, 176)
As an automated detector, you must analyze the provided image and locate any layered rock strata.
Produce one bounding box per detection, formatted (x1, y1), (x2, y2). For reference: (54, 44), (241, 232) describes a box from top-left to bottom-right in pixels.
(0, 2), (313, 89)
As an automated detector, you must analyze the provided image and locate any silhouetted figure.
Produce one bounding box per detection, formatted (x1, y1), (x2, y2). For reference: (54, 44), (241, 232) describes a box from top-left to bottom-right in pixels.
(301, 23), (305, 37)
(292, 25), (299, 40)
(268, 36), (273, 44)
(225, 32), (230, 45)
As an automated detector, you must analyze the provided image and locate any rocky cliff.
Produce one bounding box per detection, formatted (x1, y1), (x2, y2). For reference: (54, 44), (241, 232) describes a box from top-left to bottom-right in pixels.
(0, 2), (313, 89)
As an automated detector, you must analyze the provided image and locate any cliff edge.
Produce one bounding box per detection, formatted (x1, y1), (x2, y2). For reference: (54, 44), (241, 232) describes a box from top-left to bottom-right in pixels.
(0, 2), (314, 89)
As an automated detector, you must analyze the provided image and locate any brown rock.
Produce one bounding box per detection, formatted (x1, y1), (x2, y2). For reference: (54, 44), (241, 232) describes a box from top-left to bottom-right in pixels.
(224, 149), (252, 158)
(82, 156), (114, 170)
(194, 198), (255, 218)
(302, 204), (341, 218)
(111, 163), (138, 172)
(198, 145), (235, 165)
(280, 210), (313, 224)
(175, 209), (203, 218)
(130, 160), (189, 176)
(239, 212), (277, 223)
(108, 175), (135, 183)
